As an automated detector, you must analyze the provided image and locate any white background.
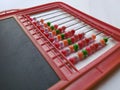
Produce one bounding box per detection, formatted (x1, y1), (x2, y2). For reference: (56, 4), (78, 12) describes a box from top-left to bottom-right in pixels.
(0, 0), (120, 90)
(0, 0), (120, 29)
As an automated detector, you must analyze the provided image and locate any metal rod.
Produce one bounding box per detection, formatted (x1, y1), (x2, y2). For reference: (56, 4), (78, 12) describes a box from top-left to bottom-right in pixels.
(50, 15), (71, 23)
(35, 10), (62, 18)
(96, 32), (102, 35)
(75, 24), (88, 31)
(44, 13), (67, 20)
(58, 17), (75, 26)
(84, 28), (94, 33)
(66, 21), (80, 28)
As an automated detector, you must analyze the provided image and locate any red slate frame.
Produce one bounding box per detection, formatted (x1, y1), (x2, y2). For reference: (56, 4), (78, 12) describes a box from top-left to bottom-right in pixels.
(0, 2), (120, 90)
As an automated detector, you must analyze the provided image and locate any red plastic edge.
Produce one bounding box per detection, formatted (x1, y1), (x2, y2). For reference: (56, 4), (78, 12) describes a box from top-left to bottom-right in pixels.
(0, 2), (120, 90)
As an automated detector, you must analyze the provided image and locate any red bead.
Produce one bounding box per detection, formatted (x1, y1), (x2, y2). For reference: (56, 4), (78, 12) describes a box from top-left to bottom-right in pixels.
(86, 47), (91, 55)
(69, 57), (76, 64)
(78, 41), (83, 49)
(74, 35), (79, 41)
(85, 38), (90, 44)
(90, 44), (95, 53)
(62, 26), (66, 31)
(54, 24), (58, 29)
(78, 51), (84, 60)
(61, 50), (67, 56)
(95, 43), (99, 48)
(59, 28), (63, 33)
(78, 33), (84, 39)
(81, 39), (86, 46)
(93, 43), (99, 50)
(71, 37), (75, 43)
(55, 42), (60, 48)
(49, 37), (54, 42)
(71, 30), (75, 35)
(65, 32), (69, 38)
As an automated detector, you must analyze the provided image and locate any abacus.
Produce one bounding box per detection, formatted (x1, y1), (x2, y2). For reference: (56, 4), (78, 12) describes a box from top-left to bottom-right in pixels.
(0, 2), (120, 90)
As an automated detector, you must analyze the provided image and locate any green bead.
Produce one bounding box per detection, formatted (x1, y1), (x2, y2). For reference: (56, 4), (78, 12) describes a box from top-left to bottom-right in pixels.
(56, 29), (60, 34)
(47, 22), (51, 26)
(61, 33), (65, 39)
(73, 44), (79, 51)
(67, 38), (72, 45)
(50, 26), (54, 30)
(103, 37), (108, 43)
(82, 49), (88, 57)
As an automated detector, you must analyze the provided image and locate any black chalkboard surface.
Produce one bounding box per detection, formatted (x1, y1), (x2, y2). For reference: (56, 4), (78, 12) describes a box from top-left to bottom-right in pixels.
(0, 18), (59, 90)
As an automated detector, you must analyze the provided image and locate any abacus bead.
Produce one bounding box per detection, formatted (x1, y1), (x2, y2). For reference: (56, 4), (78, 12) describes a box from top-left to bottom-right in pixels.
(61, 33), (65, 39)
(67, 38), (72, 45)
(36, 21), (40, 25)
(86, 47), (91, 55)
(85, 38), (90, 44)
(71, 37), (75, 43)
(78, 33), (84, 39)
(78, 51), (84, 60)
(90, 44), (96, 53)
(63, 40), (68, 46)
(54, 24), (58, 29)
(47, 22), (51, 26)
(59, 41), (64, 48)
(94, 43), (99, 49)
(44, 23), (48, 28)
(52, 30), (56, 36)
(92, 43), (98, 51)
(71, 30), (75, 35)
(50, 26), (54, 30)
(65, 32), (69, 38)
(56, 29), (60, 34)
(82, 39), (87, 46)
(55, 42), (60, 48)
(40, 19), (44, 24)
(62, 26), (66, 31)
(44, 28), (49, 33)
(69, 45), (74, 52)
(74, 35), (79, 41)
(69, 57), (76, 64)
(103, 37), (108, 43)
(48, 27), (51, 31)
(61, 50), (67, 56)
(54, 36), (57, 42)
(57, 35), (61, 41)
(78, 41), (83, 49)
(100, 39), (105, 45)
(59, 28), (63, 33)
(92, 34), (96, 40)
(49, 37), (54, 42)
(73, 44), (79, 51)
(49, 32), (53, 37)
(82, 49), (88, 57)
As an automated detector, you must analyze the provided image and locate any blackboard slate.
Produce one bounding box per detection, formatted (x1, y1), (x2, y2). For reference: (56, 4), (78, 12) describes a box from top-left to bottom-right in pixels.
(0, 18), (59, 90)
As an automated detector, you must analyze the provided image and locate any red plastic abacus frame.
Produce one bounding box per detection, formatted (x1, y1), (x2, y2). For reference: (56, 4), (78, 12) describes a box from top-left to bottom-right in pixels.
(0, 2), (120, 90)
